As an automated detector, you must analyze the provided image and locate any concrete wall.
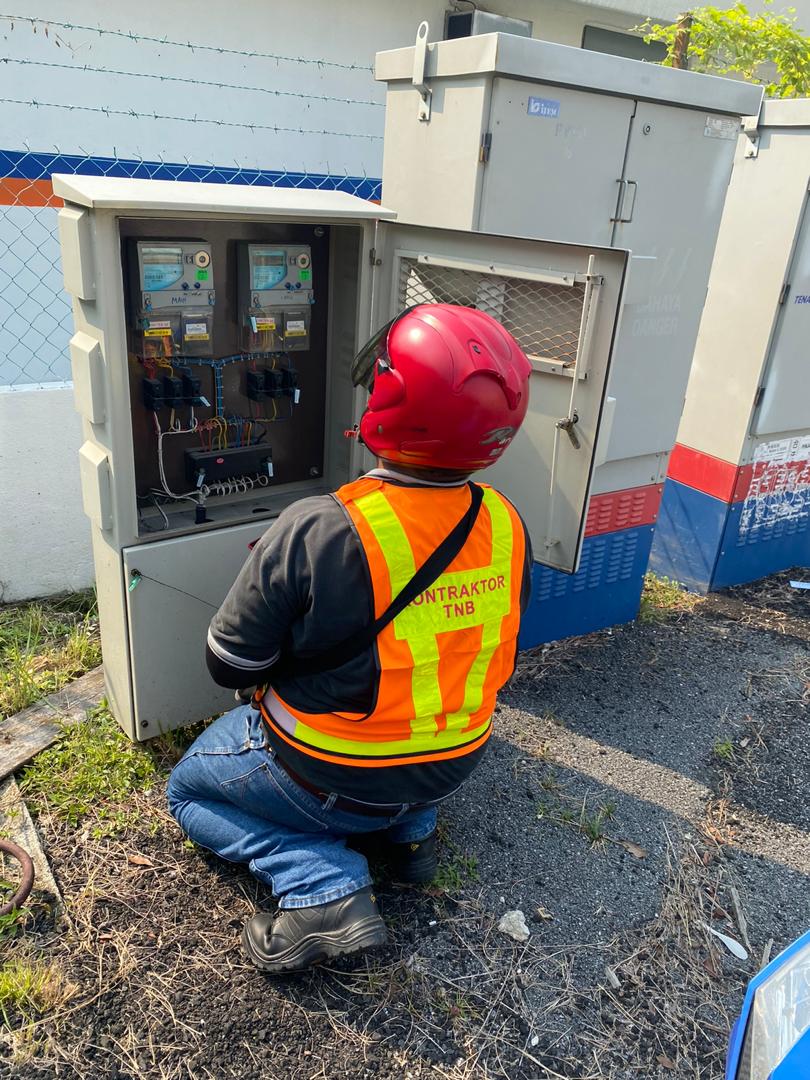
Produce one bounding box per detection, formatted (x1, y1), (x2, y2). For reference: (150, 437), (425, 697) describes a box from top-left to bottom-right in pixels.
(0, 387), (92, 601)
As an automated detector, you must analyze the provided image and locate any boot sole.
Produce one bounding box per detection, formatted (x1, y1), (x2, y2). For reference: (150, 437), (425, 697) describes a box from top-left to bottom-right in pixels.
(391, 861), (438, 885)
(242, 915), (388, 974)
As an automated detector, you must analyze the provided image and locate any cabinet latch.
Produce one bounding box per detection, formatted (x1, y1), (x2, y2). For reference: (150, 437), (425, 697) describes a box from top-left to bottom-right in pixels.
(556, 412), (581, 449)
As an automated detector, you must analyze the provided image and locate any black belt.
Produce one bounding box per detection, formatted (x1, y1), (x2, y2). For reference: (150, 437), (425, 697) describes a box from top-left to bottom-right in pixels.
(261, 719), (424, 817)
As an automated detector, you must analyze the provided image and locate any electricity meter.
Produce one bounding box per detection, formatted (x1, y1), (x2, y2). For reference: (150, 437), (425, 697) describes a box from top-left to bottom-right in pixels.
(237, 243), (313, 353)
(129, 240), (215, 357)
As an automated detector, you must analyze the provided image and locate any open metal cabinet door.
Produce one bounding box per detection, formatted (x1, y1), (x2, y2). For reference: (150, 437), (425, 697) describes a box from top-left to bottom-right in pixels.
(372, 223), (629, 573)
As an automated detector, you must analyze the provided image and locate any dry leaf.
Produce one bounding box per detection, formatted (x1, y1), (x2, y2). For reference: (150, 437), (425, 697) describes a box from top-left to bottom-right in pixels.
(127, 854), (154, 868)
(616, 839), (648, 859)
(702, 953), (721, 979)
(534, 906), (554, 921)
(702, 922), (748, 960)
(657, 1054), (676, 1070)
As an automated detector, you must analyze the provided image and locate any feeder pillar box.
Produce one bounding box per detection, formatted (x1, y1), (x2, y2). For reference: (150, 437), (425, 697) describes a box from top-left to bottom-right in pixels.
(374, 29), (762, 643)
(651, 99), (810, 591)
(56, 175), (629, 740)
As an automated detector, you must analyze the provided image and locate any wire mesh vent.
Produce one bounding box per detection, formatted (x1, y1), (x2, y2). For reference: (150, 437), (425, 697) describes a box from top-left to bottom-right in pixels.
(398, 258), (587, 365)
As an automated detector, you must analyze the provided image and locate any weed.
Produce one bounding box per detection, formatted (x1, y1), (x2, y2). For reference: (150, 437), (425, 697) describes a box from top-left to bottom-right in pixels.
(431, 853), (479, 893)
(538, 795), (616, 847)
(0, 908), (27, 942)
(0, 956), (75, 1027)
(713, 738), (736, 763)
(0, 591), (101, 720)
(19, 702), (157, 833)
(539, 769), (559, 793)
(579, 804), (610, 844)
(639, 573), (700, 624)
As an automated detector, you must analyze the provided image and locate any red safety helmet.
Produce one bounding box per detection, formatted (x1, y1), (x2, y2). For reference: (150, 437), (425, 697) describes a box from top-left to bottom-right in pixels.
(350, 304), (531, 472)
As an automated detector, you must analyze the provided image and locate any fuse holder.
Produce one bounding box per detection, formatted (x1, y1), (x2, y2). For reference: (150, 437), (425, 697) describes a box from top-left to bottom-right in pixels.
(142, 377), (164, 411)
(162, 375), (184, 408)
(264, 369), (285, 398)
(246, 370), (265, 401)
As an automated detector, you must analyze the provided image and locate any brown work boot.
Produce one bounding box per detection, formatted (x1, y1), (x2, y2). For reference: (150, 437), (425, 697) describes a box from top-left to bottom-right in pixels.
(241, 887), (387, 973)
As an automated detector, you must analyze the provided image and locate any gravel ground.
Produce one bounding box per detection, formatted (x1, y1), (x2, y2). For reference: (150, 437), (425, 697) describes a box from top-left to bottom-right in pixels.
(1, 571), (809, 1079)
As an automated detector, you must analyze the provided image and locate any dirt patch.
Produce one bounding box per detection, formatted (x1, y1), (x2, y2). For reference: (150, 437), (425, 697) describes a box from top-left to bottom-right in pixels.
(1, 573), (808, 1079)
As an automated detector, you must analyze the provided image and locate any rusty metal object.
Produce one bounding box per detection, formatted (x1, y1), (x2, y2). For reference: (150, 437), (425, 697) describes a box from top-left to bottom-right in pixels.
(0, 838), (35, 916)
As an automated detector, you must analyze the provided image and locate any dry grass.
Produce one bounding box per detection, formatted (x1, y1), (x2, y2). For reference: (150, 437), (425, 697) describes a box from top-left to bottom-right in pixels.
(588, 835), (746, 1079)
(639, 573), (701, 623)
(0, 591), (101, 720)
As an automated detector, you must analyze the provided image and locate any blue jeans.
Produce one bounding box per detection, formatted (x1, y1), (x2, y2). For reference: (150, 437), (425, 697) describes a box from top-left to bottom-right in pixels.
(166, 704), (438, 909)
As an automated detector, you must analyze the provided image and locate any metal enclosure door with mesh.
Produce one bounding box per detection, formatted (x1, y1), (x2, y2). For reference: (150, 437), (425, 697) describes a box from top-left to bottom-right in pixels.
(373, 223), (629, 573)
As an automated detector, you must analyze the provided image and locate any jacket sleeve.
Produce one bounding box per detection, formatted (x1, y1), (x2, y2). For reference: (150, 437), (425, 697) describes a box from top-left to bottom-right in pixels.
(205, 499), (322, 689)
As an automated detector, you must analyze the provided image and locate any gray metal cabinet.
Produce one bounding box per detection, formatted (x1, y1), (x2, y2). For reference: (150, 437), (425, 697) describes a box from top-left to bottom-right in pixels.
(479, 79), (634, 245)
(607, 101), (739, 461)
(56, 175), (627, 739)
(375, 32), (761, 492)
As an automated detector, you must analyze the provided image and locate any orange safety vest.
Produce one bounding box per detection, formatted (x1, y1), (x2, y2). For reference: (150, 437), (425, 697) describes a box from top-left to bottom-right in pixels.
(259, 476), (525, 771)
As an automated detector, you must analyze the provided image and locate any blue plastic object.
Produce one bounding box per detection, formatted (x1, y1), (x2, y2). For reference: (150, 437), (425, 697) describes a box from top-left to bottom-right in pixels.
(726, 929), (810, 1080)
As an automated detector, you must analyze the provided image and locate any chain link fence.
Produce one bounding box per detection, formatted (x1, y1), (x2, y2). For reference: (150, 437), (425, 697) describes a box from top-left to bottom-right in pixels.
(0, 153), (381, 389)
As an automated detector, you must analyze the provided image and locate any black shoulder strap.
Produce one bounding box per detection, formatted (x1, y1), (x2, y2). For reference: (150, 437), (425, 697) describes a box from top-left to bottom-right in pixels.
(273, 482), (485, 680)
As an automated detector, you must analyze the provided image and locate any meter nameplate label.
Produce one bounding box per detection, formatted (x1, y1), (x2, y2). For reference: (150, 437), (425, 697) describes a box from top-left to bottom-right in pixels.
(285, 319), (306, 336)
(184, 322), (209, 340)
(704, 115), (738, 140)
(255, 317), (276, 331)
(144, 319), (172, 337)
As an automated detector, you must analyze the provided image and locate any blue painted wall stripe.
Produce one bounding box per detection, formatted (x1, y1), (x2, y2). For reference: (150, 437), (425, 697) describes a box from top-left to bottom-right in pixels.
(0, 148), (382, 201)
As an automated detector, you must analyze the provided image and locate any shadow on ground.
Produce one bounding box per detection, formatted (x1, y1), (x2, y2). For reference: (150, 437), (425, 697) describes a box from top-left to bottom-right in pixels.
(2, 572), (809, 1079)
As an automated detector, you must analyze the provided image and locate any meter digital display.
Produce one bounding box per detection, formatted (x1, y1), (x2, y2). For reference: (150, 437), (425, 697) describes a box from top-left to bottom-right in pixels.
(251, 249), (288, 291)
(142, 247), (184, 291)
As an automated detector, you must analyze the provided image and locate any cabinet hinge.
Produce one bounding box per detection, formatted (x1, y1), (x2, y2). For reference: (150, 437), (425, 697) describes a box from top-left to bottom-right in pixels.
(479, 132), (492, 164)
(369, 246), (381, 267)
(779, 281), (791, 305)
(754, 385), (766, 408)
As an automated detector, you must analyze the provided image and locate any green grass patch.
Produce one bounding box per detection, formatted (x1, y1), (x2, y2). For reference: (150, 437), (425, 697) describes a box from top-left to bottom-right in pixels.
(537, 794), (617, 847)
(0, 591), (101, 721)
(0, 956), (74, 1027)
(638, 573), (700, 624)
(432, 852), (479, 893)
(713, 738), (736, 763)
(19, 703), (158, 835)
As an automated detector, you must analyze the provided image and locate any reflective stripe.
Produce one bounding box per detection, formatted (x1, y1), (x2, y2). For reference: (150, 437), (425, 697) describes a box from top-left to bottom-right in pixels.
(355, 490), (443, 726)
(355, 485), (512, 743)
(444, 490), (513, 729)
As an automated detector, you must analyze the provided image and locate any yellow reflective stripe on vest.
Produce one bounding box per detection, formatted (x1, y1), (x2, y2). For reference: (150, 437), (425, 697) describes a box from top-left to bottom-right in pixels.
(354, 486), (513, 740)
(355, 490), (443, 726)
(443, 490), (513, 728)
(274, 699), (490, 758)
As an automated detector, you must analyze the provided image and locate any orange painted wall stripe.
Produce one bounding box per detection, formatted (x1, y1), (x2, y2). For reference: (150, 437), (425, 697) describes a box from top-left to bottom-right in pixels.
(0, 178), (62, 207)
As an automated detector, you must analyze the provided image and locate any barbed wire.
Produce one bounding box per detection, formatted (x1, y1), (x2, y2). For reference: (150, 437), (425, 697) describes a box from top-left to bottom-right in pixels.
(0, 14), (374, 71)
(0, 98), (384, 140)
(0, 57), (384, 107)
